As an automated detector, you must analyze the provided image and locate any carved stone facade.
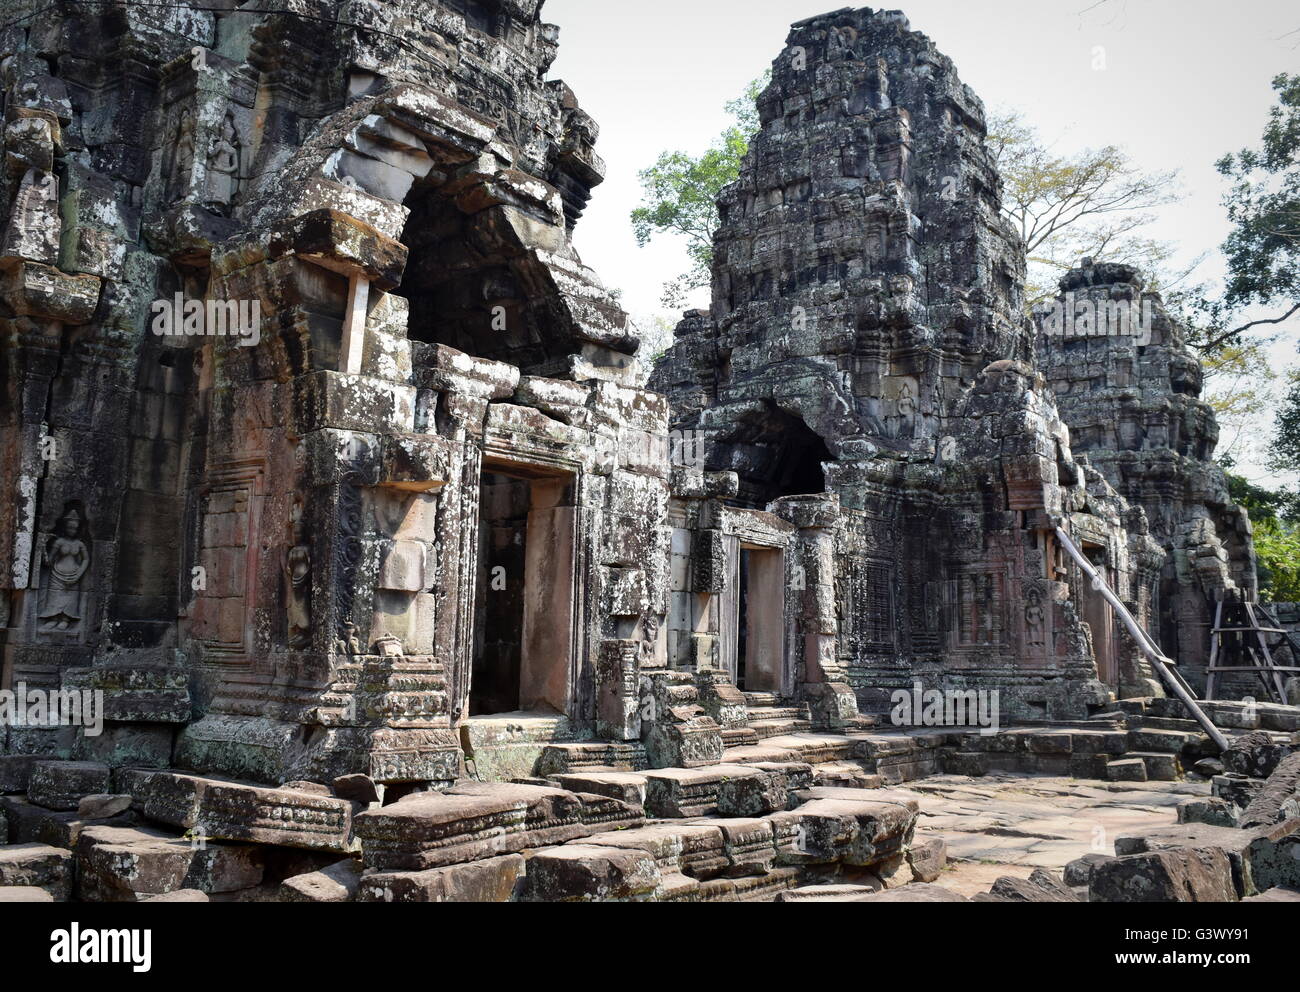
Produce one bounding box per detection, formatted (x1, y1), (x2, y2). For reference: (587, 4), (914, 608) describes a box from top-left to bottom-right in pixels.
(0, 0), (666, 783)
(1036, 260), (1257, 691)
(653, 8), (1202, 717)
(0, 0), (1266, 855)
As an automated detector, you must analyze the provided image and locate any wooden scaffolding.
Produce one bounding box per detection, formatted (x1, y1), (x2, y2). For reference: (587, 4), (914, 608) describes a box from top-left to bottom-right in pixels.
(1205, 596), (1300, 704)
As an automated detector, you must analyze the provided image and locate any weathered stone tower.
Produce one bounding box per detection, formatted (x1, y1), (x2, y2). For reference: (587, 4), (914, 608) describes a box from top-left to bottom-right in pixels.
(652, 7), (1230, 717)
(1036, 261), (1257, 690)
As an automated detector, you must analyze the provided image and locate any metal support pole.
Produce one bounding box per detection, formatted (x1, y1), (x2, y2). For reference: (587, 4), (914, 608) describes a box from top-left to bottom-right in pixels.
(1055, 526), (1230, 753)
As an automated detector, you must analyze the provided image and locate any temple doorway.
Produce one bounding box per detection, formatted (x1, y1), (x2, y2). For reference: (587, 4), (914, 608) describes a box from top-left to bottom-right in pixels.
(1081, 544), (1119, 688)
(727, 544), (786, 692)
(468, 462), (576, 717)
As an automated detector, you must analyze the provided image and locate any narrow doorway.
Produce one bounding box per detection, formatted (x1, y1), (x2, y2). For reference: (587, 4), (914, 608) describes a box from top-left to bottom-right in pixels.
(469, 464), (576, 717)
(734, 545), (785, 692)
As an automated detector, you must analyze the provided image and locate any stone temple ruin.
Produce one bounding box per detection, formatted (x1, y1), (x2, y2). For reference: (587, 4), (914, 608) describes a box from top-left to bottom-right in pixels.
(0, 2), (1297, 904)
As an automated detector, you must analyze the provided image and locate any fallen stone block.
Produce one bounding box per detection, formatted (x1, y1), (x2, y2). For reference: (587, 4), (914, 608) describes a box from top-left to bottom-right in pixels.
(1064, 853), (1117, 887)
(549, 771), (647, 805)
(1112, 820), (1289, 896)
(906, 836), (948, 883)
(524, 845), (660, 902)
(0, 843), (73, 900)
(359, 854), (526, 902)
(1239, 752), (1300, 829)
(1214, 773), (1264, 810)
(280, 859), (363, 903)
(574, 792), (643, 832)
(711, 818), (777, 877)
(715, 766), (789, 817)
(644, 766), (764, 818)
(989, 868), (1081, 902)
(578, 824), (685, 874)
(781, 797), (917, 867)
(1090, 847), (1238, 903)
(333, 774), (380, 805)
(0, 794), (136, 849)
(446, 781), (589, 846)
(76, 825), (265, 902)
(78, 794), (133, 820)
(1177, 797), (1237, 827)
(28, 760), (111, 811)
(1124, 751), (1181, 781)
(1106, 758), (1148, 782)
(354, 792), (527, 871)
(0, 755), (36, 793)
(1243, 819), (1300, 894)
(138, 771), (355, 853)
(732, 866), (802, 902)
(1222, 731), (1290, 778)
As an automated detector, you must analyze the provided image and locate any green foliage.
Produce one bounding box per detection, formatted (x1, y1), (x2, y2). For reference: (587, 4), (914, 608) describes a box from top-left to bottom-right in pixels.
(1223, 469), (1300, 601)
(1225, 468), (1300, 523)
(1216, 74), (1300, 310)
(1253, 517), (1300, 602)
(631, 74), (769, 308)
(1210, 75), (1300, 471)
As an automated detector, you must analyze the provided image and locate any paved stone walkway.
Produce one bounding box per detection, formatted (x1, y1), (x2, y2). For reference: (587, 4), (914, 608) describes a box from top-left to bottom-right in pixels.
(880, 773), (1213, 896)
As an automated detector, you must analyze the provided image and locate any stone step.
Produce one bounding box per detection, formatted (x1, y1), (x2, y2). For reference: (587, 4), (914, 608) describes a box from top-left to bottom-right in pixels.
(745, 706), (804, 722)
(742, 692), (780, 708)
(720, 727), (759, 749)
(1120, 751), (1183, 782)
(749, 718), (814, 740)
(808, 761), (884, 790)
(1126, 728), (1202, 754)
(1136, 716), (1204, 733)
(760, 734), (860, 765)
(535, 742), (649, 777)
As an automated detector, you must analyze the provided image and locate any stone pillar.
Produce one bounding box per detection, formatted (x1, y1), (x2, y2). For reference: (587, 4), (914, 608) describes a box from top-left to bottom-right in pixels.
(774, 494), (859, 728)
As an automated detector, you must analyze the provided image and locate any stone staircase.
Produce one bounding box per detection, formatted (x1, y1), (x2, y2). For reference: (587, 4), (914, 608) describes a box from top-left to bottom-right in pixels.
(741, 692), (813, 740)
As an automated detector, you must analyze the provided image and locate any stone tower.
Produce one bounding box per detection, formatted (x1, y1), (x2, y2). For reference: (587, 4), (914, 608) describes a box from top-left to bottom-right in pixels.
(1036, 261), (1257, 690)
(653, 7), (1181, 717)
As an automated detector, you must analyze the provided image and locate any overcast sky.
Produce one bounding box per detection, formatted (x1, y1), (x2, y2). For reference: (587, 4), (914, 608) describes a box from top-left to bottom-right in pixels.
(544, 0), (1300, 485)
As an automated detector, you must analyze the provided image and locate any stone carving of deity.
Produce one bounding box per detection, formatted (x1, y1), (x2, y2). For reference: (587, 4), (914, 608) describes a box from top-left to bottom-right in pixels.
(2, 169), (59, 263)
(285, 509), (312, 650)
(1024, 587), (1046, 647)
(170, 109), (195, 203)
(39, 506), (90, 632)
(204, 112), (240, 214)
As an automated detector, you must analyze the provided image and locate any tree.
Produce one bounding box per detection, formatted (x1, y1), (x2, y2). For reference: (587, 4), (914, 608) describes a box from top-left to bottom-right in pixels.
(632, 75), (768, 308)
(987, 109), (1183, 307)
(1211, 74), (1300, 470)
(1199, 337), (1282, 467)
(1224, 468), (1300, 601)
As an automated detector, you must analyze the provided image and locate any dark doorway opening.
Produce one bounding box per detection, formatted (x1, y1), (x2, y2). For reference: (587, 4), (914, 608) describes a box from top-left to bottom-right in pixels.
(733, 545), (785, 692)
(469, 463), (577, 718)
(713, 402), (832, 507)
(470, 472), (529, 716)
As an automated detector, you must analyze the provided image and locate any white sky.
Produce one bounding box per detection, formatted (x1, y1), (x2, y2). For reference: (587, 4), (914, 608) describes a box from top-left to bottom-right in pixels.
(544, 0), (1300, 485)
